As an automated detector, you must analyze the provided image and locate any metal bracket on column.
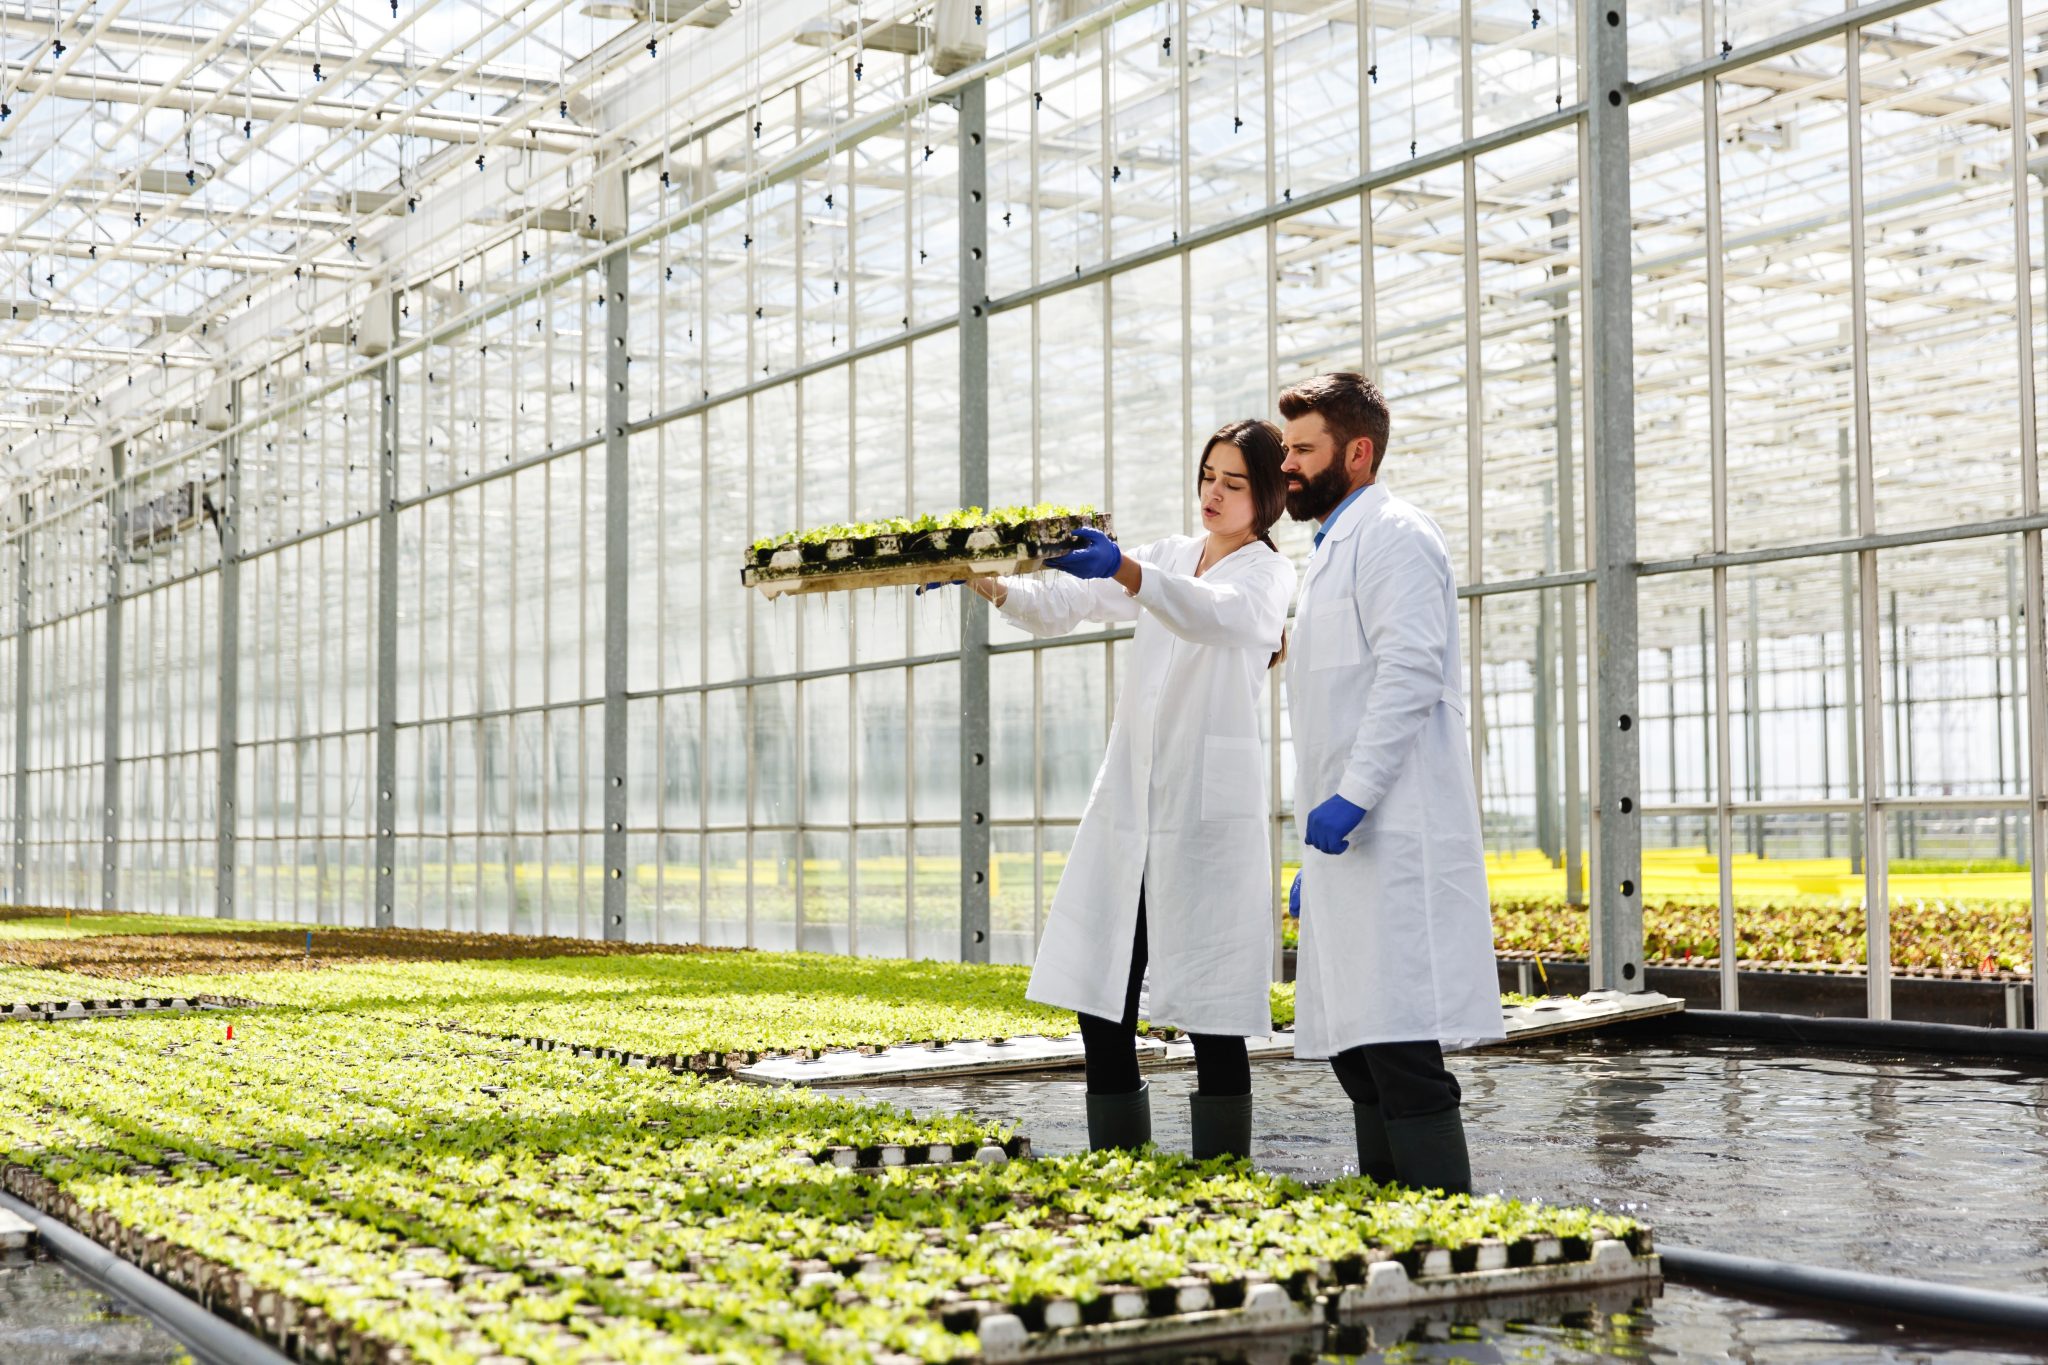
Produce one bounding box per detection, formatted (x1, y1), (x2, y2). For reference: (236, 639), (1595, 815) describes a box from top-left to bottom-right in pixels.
(375, 290), (401, 931)
(216, 385), (243, 919)
(1587, 2), (1643, 992)
(102, 441), (125, 910)
(11, 493), (30, 905)
(958, 78), (992, 964)
(602, 219), (631, 943)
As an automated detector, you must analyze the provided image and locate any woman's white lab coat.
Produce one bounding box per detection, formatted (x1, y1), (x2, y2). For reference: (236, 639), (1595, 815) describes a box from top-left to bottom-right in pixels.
(1287, 483), (1505, 1057)
(994, 536), (1296, 1037)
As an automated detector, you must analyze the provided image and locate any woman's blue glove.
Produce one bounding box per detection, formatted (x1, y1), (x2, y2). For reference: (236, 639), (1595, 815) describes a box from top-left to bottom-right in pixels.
(1288, 869), (1302, 918)
(914, 580), (965, 596)
(1304, 794), (1366, 855)
(1045, 526), (1121, 580)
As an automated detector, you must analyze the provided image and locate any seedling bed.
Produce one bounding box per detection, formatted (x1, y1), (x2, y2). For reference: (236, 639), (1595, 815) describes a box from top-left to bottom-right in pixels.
(743, 508), (1114, 600)
(3, 1164), (411, 1364)
(0, 961), (1657, 1365)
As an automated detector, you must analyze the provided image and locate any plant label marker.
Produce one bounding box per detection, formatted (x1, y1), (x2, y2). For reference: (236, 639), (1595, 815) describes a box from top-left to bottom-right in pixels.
(226, 1024), (235, 1042)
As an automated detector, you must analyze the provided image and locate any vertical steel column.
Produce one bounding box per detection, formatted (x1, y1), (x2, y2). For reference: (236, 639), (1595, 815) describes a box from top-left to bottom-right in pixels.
(958, 77), (991, 963)
(375, 291), (401, 931)
(1845, 26), (1890, 1018)
(2008, 542), (2024, 866)
(11, 493), (30, 904)
(1702, 16), (1736, 1007)
(1587, 0), (1642, 991)
(1535, 493), (1556, 860)
(1838, 436), (1862, 874)
(1460, 0), (1486, 818)
(102, 441), (125, 910)
(603, 231), (632, 943)
(1745, 572), (1763, 856)
(1552, 250), (1583, 906)
(215, 385), (243, 919)
(2007, 0), (2048, 1026)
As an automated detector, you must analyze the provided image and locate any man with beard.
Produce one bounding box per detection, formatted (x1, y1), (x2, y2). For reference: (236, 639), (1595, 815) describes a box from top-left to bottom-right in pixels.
(1277, 372), (1503, 1195)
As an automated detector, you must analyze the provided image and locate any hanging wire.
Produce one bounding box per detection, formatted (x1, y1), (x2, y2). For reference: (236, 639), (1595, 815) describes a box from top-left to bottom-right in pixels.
(1232, 2), (1242, 134)
(917, 19), (930, 280)
(824, 6), (840, 348)
(1279, 8), (1292, 201)
(242, 18), (253, 137)
(1408, 19), (1419, 158)
(476, 40), (488, 173)
(1554, 0), (1564, 110)
(1000, 29), (1011, 230)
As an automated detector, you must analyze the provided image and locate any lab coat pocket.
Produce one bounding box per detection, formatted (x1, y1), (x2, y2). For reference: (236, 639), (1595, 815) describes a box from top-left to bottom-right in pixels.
(1200, 736), (1267, 821)
(1308, 601), (1361, 671)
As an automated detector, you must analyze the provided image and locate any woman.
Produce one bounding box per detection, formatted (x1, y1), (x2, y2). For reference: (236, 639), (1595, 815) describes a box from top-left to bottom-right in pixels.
(958, 421), (1294, 1159)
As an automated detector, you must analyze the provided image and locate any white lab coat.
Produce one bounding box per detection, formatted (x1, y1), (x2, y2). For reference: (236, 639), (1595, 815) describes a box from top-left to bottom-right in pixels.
(996, 536), (1296, 1037)
(1287, 483), (1504, 1057)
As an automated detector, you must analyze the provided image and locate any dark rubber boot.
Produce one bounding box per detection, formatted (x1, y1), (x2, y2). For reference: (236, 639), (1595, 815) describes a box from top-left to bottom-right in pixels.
(1384, 1105), (1473, 1196)
(1353, 1101), (1398, 1184)
(1085, 1080), (1151, 1152)
(1188, 1091), (1252, 1161)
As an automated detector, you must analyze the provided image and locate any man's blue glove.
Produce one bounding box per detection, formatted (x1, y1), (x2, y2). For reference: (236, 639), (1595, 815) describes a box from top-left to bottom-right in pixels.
(914, 580), (965, 595)
(1045, 526), (1121, 580)
(1288, 869), (1302, 918)
(1304, 794), (1367, 855)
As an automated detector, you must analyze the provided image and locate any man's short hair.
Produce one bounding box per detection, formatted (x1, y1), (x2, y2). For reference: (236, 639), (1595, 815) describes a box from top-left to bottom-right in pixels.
(1278, 372), (1392, 476)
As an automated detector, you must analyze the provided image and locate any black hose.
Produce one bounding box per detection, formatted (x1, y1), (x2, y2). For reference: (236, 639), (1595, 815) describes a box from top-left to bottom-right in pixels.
(1639, 1009), (2048, 1061)
(0, 1189), (294, 1365)
(1660, 1243), (2048, 1337)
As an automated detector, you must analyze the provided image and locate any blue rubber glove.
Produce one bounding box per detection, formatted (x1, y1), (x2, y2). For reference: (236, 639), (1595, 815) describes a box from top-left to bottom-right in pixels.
(1304, 794), (1367, 855)
(914, 580), (965, 596)
(1044, 526), (1122, 580)
(1288, 869), (1302, 918)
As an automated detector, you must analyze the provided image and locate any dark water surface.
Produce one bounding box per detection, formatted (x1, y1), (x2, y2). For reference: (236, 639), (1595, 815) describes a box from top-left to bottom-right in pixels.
(848, 1037), (2048, 1363)
(0, 1254), (190, 1364)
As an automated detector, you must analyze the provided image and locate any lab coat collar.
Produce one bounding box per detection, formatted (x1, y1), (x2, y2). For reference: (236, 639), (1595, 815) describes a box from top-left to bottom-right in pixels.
(1314, 481), (1386, 550)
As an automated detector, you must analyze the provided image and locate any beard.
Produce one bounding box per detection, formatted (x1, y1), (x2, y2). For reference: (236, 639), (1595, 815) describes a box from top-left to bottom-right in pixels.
(1285, 460), (1353, 522)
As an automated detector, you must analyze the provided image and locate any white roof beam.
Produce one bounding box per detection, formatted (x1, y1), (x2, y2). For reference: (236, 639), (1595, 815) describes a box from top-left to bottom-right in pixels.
(0, 2), (558, 93)
(0, 65), (596, 153)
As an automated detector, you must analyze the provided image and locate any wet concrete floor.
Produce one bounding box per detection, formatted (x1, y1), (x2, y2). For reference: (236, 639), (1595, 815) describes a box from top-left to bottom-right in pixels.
(0, 1254), (190, 1364)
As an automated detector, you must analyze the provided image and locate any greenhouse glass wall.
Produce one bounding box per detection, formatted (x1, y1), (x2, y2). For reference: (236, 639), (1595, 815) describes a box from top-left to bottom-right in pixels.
(2, 0), (2044, 1021)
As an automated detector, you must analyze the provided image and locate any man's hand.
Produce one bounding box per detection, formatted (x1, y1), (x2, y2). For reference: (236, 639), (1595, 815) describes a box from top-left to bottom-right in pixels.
(1303, 794), (1366, 855)
(1045, 526), (1122, 580)
(1288, 869), (1302, 918)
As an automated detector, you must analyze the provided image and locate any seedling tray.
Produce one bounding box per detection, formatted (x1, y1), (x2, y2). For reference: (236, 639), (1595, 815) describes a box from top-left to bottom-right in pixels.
(1492, 989), (1683, 1043)
(742, 512), (1114, 600)
(0, 994), (259, 1022)
(975, 1239), (1660, 1362)
(737, 1032), (1162, 1085)
(734, 997), (1681, 1088)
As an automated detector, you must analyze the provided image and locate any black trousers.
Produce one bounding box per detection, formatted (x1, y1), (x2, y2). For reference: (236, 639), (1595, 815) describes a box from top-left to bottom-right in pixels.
(1329, 1039), (1461, 1120)
(1077, 889), (1252, 1097)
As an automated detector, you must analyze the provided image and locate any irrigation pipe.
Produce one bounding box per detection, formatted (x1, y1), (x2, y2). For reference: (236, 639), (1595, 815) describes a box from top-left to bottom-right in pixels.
(1644, 1009), (2048, 1060)
(1659, 1243), (2048, 1339)
(0, 1188), (295, 1365)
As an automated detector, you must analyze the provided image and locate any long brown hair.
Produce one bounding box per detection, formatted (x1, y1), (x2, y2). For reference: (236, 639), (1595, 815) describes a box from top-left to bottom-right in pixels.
(1199, 419), (1289, 667)
(1198, 419), (1287, 551)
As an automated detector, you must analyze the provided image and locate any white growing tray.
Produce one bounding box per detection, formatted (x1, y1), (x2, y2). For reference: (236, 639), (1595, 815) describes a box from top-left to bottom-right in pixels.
(976, 1239), (1660, 1361)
